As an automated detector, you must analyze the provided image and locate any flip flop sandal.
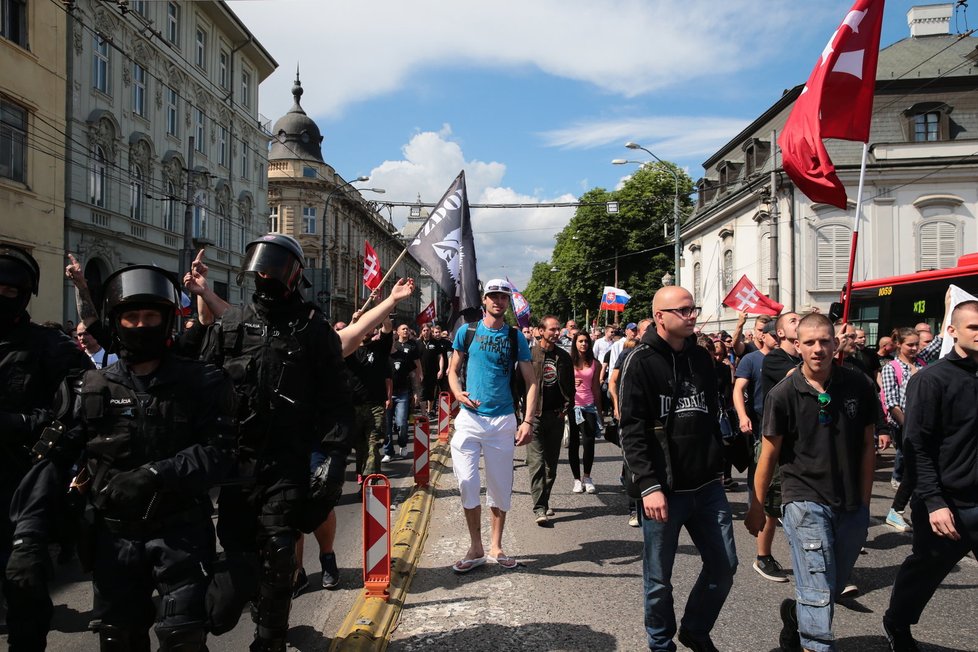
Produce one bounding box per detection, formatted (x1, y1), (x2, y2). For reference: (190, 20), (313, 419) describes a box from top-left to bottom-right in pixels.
(488, 554), (518, 569)
(451, 556), (486, 573)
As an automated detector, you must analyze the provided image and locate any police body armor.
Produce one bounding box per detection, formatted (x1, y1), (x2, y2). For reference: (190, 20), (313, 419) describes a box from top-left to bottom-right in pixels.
(207, 301), (331, 466)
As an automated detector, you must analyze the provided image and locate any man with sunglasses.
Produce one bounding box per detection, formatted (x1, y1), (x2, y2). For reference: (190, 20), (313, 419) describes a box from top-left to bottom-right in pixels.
(746, 312), (877, 652)
(619, 286), (736, 652)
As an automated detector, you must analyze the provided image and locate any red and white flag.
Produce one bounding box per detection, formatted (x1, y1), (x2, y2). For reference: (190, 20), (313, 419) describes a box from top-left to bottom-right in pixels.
(778, 0), (885, 209)
(415, 300), (436, 326)
(722, 276), (784, 316)
(363, 241), (383, 291)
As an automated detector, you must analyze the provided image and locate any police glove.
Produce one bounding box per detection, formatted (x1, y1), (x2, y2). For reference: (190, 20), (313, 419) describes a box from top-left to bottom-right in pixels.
(0, 408), (52, 441)
(5, 535), (51, 597)
(99, 466), (160, 512)
(310, 449), (346, 503)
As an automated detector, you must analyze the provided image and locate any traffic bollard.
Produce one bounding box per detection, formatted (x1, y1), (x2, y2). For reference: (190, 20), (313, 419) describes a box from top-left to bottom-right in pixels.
(413, 415), (430, 487)
(362, 474), (391, 600)
(437, 391), (452, 443)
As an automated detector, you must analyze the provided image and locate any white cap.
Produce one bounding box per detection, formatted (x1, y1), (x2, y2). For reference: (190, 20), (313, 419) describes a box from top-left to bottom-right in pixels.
(483, 278), (513, 297)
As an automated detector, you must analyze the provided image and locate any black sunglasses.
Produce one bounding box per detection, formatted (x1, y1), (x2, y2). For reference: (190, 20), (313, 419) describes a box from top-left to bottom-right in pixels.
(817, 392), (832, 425)
(660, 306), (702, 319)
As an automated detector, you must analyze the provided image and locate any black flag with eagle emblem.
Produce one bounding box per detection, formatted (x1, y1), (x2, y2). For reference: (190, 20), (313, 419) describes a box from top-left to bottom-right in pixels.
(407, 170), (480, 325)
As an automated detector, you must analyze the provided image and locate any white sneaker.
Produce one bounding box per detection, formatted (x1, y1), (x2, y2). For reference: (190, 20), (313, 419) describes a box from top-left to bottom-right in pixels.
(381, 454), (392, 463)
(399, 447), (409, 458)
(583, 477), (597, 494)
(572, 479), (584, 493)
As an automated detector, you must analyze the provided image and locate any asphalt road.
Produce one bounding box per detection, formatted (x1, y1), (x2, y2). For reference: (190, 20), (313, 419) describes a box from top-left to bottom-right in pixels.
(390, 440), (978, 652)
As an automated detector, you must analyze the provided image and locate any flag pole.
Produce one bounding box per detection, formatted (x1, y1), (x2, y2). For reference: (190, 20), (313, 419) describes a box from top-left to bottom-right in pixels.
(356, 246), (411, 315)
(840, 142), (869, 325)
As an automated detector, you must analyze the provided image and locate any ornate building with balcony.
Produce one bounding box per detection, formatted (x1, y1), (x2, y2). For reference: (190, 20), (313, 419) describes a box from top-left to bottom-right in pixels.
(266, 73), (421, 323)
(64, 0), (276, 316)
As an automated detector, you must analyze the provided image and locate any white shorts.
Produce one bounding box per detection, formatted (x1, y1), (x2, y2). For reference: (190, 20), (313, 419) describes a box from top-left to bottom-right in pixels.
(450, 409), (517, 511)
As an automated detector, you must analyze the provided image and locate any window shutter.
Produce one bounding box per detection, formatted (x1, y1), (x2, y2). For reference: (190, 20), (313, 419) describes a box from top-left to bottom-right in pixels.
(816, 225), (851, 290)
(919, 221), (957, 270)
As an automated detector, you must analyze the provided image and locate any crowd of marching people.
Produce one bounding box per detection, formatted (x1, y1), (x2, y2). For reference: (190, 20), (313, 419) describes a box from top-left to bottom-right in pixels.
(2, 234), (976, 652)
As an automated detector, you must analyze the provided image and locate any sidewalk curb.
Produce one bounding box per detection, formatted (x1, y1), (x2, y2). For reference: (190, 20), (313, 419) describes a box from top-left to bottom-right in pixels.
(329, 440), (451, 651)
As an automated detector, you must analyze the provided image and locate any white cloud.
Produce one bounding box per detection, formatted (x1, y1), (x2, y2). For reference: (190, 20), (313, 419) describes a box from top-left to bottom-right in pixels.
(539, 115), (753, 159)
(365, 128), (574, 289)
(231, 0), (812, 122)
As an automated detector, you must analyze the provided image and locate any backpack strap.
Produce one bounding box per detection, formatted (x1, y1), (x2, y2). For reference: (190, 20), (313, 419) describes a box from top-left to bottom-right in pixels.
(462, 322), (478, 354)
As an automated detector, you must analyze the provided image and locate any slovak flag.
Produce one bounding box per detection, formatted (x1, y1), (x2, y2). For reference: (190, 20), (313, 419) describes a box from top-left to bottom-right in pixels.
(507, 277), (532, 329)
(722, 276), (784, 316)
(415, 300), (436, 326)
(179, 292), (193, 317)
(363, 241), (383, 291)
(778, 0), (885, 209)
(599, 286), (630, 312)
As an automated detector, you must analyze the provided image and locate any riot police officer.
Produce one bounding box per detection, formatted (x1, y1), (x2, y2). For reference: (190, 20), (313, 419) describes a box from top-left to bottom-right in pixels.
(1, 244), (91, 648)
(5, 264), (235, 651)
(199, 234), (352, 652)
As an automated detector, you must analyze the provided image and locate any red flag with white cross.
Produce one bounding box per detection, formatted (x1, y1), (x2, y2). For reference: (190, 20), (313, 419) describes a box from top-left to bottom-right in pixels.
(722, 276), (784, 316)
(363, 241), (383, 291)
(778, 0), (884, 209)
(415, 300), (436, 326)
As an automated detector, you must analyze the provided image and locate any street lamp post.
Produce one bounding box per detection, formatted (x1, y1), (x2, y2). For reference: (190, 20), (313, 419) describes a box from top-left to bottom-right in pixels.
(319, 177), (384, 317)
(620, 142), (682, 287)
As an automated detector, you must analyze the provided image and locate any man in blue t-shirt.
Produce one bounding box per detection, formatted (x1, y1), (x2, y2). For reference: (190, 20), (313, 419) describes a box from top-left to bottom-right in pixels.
(447, 278), (538, 573)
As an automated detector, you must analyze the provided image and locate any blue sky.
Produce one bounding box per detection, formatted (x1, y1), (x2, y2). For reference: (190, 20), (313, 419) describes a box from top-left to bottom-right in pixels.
(230, 0), (954, 288)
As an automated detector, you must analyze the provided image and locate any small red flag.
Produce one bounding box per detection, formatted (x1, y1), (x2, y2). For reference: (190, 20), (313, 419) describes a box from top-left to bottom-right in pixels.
(415, 300), (436, 326)
(722, 276), (784, 316)
(778, 0), (885, 208)
(363, 241), (383, 291)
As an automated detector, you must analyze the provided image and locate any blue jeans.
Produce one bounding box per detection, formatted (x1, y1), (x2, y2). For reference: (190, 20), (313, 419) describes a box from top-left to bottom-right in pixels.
(385, 390), (411, 456)
(642, 481), (737, 651)
(781, 501), (869, 652)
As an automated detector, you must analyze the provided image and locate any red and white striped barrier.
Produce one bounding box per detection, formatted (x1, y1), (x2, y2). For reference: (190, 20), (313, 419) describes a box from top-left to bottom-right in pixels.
(449, 390), (460, 417)
(413, 415), (430, 487)
(362, 474), (391, 600)
(437, 391), (452, 444)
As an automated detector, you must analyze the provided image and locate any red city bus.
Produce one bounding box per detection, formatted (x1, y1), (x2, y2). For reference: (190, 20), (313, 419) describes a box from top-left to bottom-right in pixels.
(836, 253), (978, 345)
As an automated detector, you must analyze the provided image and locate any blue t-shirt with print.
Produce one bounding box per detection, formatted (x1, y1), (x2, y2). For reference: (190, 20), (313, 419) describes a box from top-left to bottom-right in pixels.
(453, 320), (531, 417)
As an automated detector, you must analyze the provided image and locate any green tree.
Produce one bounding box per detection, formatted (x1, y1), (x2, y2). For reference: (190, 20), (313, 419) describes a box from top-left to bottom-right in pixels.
(524, 162), (694, 326)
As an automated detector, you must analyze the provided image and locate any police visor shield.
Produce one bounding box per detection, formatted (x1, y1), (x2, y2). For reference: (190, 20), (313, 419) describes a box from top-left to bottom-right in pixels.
(102, 265), (180, 317)
(237, 241), (303, 289)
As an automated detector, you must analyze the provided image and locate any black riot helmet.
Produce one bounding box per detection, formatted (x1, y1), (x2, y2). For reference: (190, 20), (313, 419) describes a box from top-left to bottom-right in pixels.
(237, 233), (309, 299)
(0, 245), (40, 326)
(101, 265), (180, 362)
(0, 244), (40, 297)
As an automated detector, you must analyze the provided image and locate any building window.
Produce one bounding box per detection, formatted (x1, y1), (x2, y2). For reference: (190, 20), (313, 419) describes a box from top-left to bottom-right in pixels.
(0, 97), (27, 183)
(693, 262), (702, 304)
(302, 166), (317, 179)
(217, 205), (227, 248)
(163, 180), (176, 231)
(132, 63), (146, 117)
(918, 220), (958, 270)
(269, 205), (279, 233)
(193, 190), (207, 238)
(166, 2), (179, 46)
(722, 249), (734, 291)
(193, 107), (205, 154)
(302, 207), (317, 234)
(93, 37), (110, 94)
(1, 0), (28, 48)
(815, 224), (851, 290)
(218, 126), (227, 167)
(131, 1), (147, 17)
(241, 141), (249, 179)
(130, 164), (144, 221)
(219, 49), (229, 89)
(165, 86), (178, 137)
(194, 26), (207, 69)
(90, 145), (107, 207)
(913, 112), (940, 142)
(240, 69), (252, 108)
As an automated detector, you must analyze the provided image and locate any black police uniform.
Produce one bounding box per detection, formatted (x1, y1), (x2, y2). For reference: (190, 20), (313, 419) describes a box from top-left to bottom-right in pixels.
(201, 235), (352, 652)
(7, 266), (236, 651)
(0, 245), (92, 649)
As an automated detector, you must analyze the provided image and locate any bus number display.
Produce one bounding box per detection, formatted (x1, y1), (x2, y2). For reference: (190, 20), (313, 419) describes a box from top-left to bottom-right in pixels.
(878, 286), (893, 297)
(912, 300), (926, 314)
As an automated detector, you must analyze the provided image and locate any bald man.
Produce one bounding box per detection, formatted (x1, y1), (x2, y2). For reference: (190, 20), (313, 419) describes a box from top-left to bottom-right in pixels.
(619, 286), (737, 651)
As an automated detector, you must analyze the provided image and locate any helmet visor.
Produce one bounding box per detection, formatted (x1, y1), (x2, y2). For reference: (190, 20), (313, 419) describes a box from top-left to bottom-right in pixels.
(102, 266), (179, 317)
(237, 242), (303, 289)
